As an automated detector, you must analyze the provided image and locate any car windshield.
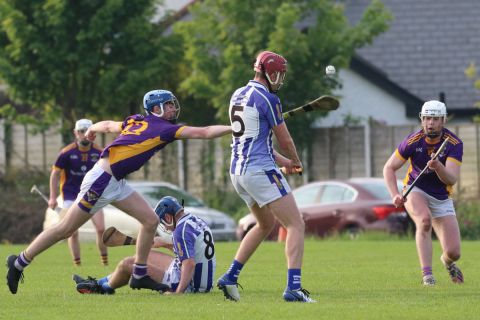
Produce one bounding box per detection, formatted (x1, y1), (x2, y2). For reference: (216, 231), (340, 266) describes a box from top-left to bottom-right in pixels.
(134, 185), (204, 208)
(359, 181), (402, 200)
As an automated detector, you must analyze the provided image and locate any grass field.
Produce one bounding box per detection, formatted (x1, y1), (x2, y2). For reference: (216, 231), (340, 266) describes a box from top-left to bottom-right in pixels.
(1, 238), (479, 319)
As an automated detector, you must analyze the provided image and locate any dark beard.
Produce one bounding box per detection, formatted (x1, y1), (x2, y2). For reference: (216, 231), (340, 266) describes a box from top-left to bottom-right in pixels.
(80, 140), (90, 147)
(426, 132), (441, 138)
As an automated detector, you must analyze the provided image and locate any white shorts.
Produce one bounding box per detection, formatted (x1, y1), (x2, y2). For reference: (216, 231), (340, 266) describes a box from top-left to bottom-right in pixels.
(162, 259), (197, 293)
(61, 200), (74, 209)
(75, 163), (133, 215)
(409, 186), (456, 218)
(162, 259), (181, 289)
(230, 168), (291, 208)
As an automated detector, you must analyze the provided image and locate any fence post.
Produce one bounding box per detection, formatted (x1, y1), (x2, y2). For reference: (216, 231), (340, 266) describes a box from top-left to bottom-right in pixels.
(477, 124), (480, 197)
(345, 126), (351, 178)
(177, 139), (185, 190)
(23, 124), (29, 170)
(364, 120), (372, 177)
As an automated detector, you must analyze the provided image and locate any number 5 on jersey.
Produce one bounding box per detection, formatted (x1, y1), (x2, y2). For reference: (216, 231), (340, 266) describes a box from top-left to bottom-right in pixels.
(230, 105), (245, 137)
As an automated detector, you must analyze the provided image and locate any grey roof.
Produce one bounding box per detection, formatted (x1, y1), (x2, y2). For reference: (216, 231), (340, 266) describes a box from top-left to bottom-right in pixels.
(343, 0), (480, 111)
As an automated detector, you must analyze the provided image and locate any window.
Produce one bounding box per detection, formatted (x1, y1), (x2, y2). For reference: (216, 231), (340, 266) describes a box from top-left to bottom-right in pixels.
(293, 185), (322, 206)
(319, 184), (355, 204)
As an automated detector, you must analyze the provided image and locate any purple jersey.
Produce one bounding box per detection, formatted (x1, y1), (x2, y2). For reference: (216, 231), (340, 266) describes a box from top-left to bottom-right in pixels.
(396, 128), (463, 200)
(100, 114), (185, 180)
(229, 80), (284, 175)
(172, 213), (216, 292)
(53, 143), (102, 201)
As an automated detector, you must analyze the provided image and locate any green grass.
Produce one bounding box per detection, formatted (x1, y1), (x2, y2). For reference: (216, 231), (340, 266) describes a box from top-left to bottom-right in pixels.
(1, 239), (480, 319)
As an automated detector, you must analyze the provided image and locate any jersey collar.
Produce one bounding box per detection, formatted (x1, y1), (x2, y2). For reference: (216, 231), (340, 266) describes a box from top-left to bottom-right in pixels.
(248, 80), (269, 92)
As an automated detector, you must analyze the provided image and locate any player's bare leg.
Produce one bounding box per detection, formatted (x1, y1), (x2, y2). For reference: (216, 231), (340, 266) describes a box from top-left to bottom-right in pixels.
(217, 204), (275, 301)
(91, 209), (108, 265)
(235, 204), (276, 263)
(67, 230), (81, 266)
(112, 192), (168, 292)
(75, 250), (174, 294)
(404, 192), (435, 285)
(6, 206), (91, 294)
(268, 194), (304, 269)
(433, 216), (463, 283)
(268, 194), (314, 302)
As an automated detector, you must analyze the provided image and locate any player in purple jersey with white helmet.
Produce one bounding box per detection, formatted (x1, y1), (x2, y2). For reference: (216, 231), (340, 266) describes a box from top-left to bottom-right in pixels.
(217, 51), (314, 303)
(73, 196), (216, 295)
(6, 89), (230, 295)
(384, 100), (464, 286)
(48, 119), (108, 267)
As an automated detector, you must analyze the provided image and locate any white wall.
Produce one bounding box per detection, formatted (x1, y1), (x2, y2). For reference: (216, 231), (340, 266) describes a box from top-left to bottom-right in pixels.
(314, 68), (419, 128)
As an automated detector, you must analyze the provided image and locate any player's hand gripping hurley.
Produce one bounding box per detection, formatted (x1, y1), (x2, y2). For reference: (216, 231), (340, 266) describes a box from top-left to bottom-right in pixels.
(402, 137), (450, 200)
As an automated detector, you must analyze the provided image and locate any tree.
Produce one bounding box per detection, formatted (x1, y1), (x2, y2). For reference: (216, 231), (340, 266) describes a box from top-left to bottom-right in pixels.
(0, 0), (181, 141)
(174, 0), (392, 151)
(465, 62), (480, 123)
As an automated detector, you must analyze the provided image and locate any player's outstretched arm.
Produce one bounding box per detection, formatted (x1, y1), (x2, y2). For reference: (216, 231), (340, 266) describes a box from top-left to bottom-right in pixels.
(178, 125), (231, 139)
(85, 121), (123, 141)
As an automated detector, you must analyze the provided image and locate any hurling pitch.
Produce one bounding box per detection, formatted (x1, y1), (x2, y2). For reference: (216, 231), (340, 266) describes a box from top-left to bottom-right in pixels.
(1, 238), (480, 319)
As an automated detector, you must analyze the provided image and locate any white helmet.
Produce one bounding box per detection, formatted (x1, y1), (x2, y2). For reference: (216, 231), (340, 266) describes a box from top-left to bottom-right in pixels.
(419, 100), (447, 121)
(74, 119), (93, 131)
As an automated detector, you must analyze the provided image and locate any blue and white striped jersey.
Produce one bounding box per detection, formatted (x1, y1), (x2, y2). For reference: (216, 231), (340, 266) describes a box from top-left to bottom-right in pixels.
(172, 213), (216, 293)
(229, 80), (284, 175)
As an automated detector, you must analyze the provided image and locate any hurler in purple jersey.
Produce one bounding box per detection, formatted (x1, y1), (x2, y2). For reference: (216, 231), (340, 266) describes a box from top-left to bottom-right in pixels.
(6, 89), (230, 295)
(49, 118), (108, 266)
(384, 100), (464, 286)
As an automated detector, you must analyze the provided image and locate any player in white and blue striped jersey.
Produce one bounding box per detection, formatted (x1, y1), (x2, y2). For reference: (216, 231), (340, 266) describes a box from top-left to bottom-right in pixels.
(218, 51), (314, 303)
(73, 196), (215, 295)
(160, 196), (216, 293)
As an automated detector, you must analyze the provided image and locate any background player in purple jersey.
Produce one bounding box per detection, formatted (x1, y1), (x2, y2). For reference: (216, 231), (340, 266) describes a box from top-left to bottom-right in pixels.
(73, 196), (216, 295)
(383, 100), (464, 286)
(217, 51), (314, 303)
(48, 119), (108, 267)
(6, 89), (230, 295)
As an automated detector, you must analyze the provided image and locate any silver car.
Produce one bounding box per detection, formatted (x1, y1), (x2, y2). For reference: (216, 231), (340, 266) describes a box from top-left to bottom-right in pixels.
(43, 181), (237, 241)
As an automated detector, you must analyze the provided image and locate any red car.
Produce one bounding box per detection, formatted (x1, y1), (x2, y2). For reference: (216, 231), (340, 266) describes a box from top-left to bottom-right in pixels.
(236, 178), (410, 240)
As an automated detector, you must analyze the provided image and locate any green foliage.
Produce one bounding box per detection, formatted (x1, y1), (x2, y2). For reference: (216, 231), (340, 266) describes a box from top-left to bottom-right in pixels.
(174, 0), (392, 150)
(0, 169), (49, 243)
(465, 62), (480, 122)
(0, 0), (180, 136)
(455, 199), (480, 240)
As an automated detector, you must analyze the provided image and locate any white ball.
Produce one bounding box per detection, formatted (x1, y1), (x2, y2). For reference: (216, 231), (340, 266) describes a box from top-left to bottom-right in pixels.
(325, 65), (336, 75)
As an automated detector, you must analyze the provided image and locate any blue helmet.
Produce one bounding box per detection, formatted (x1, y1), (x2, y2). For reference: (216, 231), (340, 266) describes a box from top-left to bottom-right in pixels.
(154, 196), (183, 227)
(143, 89), (181, 122)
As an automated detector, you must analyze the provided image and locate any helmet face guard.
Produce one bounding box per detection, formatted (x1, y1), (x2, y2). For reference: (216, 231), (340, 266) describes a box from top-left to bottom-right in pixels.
(154, 196), (183, 229)
(143, 90), (181, 122)
(419, 100), (447, 138)
(254, 51), (287, 93)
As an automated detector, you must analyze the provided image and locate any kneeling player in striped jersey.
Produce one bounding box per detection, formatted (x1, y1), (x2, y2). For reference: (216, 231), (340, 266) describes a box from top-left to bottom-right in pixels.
(74, 196), (216, 294)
